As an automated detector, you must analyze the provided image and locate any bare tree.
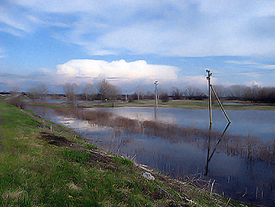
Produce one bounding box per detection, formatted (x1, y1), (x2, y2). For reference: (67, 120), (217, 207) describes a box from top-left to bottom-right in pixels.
(63, 83), (79, 101)
(95, 79), (119, 100)
(27, 87), (39, 102)
(184, 86), (206, 100)
(170, 87), (183, 100)
(159, 92), (170, 102)
(213, 85), (226, 98)
(228, 84), (246, 99)
(83, 83), (96, 100)
(108, 84), (120, 100)
(145, 90), (154, 99)
(37, 83), (49, 100)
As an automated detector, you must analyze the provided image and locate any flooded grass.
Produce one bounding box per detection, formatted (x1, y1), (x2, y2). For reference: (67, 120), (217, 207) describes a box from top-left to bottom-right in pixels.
(53, 106), (275, 165)
(24, 103), (275, 206)
(0, 101), (255, 206)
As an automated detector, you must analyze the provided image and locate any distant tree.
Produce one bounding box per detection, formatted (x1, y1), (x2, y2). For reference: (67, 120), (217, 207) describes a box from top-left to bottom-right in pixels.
(131, 92), (138, 101)
(144, 90), (153, 99)
(213, 85), (227, 98)
(63, 83), (79, 101)
(37, 83), (49, 100)
(95, 79), (119, 100)
(51, 93), (59, 100)
(134, 86), (146, 100)
(184, 86), (206, 100)
(170, 87), (183, 100)
(11, 85), (20, 94)
(160, 92), (170, 102)
(27, 87), (39, 102)
(96, 79), (109, 100)
(83, 83), (96, 100)
(108, 84), (120, 100)
(228, 85), (246, 99)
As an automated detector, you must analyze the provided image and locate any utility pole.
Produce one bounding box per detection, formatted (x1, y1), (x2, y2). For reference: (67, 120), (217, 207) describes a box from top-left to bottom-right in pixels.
(125, 90), (128, 102)
(138, 86), (140, 103)
(206, 69), (231, 125)
(154, 80), (158, 108)
(206, 70), (212, 126)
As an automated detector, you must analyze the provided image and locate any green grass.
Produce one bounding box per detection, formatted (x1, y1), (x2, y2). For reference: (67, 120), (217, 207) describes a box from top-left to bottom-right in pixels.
(0, 101), (255, 206)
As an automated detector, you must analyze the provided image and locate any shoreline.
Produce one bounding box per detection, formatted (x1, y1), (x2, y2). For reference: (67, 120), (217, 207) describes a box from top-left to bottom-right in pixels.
(0, 100), (256, 206)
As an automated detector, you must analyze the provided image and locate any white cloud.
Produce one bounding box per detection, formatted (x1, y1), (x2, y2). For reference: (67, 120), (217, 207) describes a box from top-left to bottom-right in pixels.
(245, 80), (261, 87)
(3, 0), (275, 58)
(56, 59), (180, 85)
(225, 60), (258, 65)
(256, 64), (275, 70)
(239, 72), (262, 78)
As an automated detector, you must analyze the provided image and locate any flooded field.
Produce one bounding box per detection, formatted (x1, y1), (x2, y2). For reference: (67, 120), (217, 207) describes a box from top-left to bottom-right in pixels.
(28, 106), (275, 206)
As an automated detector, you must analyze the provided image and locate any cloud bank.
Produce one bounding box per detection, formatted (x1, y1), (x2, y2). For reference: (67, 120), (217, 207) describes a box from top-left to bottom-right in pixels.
(54, 59), (208, 92)
(0, 59), (207, 92)
(56, 59), (179, 84)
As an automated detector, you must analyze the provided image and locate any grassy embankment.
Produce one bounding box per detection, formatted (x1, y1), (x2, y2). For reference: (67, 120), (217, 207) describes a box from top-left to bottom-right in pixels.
(0, 101), (254, 206)
(73, 100), (275, 110)
(122, 100), (275, 110)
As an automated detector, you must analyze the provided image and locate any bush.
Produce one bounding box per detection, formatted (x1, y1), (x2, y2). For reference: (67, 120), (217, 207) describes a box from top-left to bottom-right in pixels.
(160, 92), (169, 102)
(7, 97), (25, 109)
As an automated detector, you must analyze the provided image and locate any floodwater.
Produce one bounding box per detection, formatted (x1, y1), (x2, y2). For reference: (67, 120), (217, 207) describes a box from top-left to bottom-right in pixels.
(28, 106), (275, 206)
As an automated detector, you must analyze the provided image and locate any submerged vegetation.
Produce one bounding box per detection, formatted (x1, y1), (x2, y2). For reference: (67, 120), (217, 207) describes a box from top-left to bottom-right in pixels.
(0, 101), (254, 206)
(54, 106), (275, 165)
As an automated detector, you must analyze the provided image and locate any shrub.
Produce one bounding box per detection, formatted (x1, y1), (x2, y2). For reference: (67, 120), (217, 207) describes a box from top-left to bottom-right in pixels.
(7, 97), (25, 109)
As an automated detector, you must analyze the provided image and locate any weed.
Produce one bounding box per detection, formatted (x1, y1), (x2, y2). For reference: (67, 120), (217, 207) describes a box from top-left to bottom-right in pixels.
(113, 156), (134, 166)
(85, 143), (98, 150)
(62, 148), (93, 163)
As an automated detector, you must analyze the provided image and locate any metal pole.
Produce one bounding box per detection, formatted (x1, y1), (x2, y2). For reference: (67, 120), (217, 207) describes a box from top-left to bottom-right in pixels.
(206, 70), (212, 126)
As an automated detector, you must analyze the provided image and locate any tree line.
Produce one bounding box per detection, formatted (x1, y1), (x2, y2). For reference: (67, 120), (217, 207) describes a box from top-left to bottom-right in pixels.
(213, 84), (275, 103)
(24, 80), (275, 103)
(27, 79), (121, 102)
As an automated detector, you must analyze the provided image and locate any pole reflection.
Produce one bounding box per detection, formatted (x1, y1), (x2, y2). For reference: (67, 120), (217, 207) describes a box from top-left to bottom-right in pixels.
(205, 122), (231, 176)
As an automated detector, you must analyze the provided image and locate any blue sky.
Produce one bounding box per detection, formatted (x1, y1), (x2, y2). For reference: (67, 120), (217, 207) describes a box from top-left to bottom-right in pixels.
(1, 0), (275, 93)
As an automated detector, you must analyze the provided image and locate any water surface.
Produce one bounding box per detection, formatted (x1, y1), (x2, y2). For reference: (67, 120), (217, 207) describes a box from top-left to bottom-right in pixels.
(29, 106), (275, 206)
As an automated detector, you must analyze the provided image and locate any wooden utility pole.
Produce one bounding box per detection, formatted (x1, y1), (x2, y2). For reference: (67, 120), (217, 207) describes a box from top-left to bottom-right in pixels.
(206, 70), (212, 126)
(154, 80), (158, 108)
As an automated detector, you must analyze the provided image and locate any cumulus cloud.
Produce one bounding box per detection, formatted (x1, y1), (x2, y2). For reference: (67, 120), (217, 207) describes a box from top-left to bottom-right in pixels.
(56, 59), (180, 85)
(53, 59), (210, 93)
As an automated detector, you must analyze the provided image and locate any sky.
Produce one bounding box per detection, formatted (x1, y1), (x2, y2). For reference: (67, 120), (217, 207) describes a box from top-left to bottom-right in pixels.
(1, 0), (275, 94)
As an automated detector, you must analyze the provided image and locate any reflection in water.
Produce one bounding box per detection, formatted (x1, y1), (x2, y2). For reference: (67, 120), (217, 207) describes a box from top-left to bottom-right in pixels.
(27, 106), (275, 206)
(154, 107), (157, 121)
(205, 123), (231, 176)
